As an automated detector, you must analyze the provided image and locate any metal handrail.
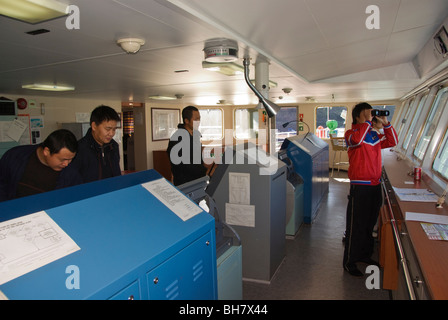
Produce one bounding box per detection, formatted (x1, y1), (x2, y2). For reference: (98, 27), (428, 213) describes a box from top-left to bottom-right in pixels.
(381, 179), (416, 300)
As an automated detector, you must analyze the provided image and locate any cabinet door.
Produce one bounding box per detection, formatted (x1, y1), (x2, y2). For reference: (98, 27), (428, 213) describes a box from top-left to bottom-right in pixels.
(109, 280), (141, 300)
(147, 232), (216, 300)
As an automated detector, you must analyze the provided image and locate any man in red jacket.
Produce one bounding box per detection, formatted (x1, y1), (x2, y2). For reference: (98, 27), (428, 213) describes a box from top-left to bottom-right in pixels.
(343, 102), (398, 276)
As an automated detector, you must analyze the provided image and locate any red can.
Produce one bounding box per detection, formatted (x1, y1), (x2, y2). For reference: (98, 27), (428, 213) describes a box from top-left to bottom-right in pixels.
(414, 167), (421, 181)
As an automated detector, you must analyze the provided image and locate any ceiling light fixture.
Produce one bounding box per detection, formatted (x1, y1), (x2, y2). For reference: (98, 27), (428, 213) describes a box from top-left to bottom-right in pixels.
(202, 61), (244, 76)
(0, 0), (68, 24)
(22, 83), (75, 91)
(202, 61), (278, 88)
(117, 37), (145, 54)
(148, 95), (177, 101)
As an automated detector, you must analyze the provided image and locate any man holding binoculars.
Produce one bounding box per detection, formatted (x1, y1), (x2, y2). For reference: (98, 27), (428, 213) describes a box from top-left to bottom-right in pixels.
(343, 102), (398, 276)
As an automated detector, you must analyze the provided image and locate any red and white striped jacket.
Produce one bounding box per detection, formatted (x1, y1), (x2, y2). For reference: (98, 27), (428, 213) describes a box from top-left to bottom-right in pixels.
(344, 121), (398, 186)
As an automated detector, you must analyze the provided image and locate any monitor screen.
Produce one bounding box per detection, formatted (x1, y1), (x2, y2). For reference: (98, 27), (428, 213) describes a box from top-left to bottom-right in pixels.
(0, 100), (17, 116)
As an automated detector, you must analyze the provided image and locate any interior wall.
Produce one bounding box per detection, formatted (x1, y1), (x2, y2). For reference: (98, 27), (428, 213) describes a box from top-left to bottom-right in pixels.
(0, 93), (124, 169)
(143, 99), (400, 174)
(0, 94), (402, 175)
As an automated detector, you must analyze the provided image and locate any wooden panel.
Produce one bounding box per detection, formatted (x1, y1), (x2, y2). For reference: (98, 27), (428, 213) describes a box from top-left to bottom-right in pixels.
(378, 205), (398, 290)
(153, 150), (172, 181)
(383, 151), (448, 299)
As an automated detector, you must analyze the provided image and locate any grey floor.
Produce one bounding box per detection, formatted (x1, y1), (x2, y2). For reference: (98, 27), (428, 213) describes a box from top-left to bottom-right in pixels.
(242, 171), (391, 300)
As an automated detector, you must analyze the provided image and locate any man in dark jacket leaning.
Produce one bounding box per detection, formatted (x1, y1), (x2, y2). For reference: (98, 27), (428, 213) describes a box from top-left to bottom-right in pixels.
(72, 105), (121, 183)
(0, 129), (82, 202)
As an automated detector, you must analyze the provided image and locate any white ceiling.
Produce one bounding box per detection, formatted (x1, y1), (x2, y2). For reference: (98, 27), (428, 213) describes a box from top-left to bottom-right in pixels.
(1, 0), (448, 106)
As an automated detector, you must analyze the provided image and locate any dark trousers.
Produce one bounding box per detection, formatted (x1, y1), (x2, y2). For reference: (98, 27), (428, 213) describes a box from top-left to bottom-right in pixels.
(343, 184), (382, 269)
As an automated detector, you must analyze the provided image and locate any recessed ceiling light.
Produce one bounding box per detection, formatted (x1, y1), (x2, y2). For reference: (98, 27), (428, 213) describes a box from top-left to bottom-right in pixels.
(0, 0), (68, 24)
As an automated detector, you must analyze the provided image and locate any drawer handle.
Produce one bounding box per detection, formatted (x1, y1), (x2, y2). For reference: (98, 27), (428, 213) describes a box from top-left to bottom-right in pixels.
(206, 240), (210, 246)
(153, 277), (159, 284)
(128, 295), (134, 300)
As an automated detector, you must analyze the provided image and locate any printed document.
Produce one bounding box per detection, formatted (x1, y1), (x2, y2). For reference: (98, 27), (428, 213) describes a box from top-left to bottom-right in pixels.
(405, 212), (448, 241)
(7, 119), (27, 142)
(225, 203), (255, 227)
(420, 223), (448, 241)
(405, 212), (448, 225)
(229, 172), (250, 205)
(0, 211), (80, 285)
(142, 178), (202, 221)
(392, 187), (438, 202)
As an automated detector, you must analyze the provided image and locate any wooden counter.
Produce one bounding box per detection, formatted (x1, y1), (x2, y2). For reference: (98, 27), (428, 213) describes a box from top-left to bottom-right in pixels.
(381, 150), (448, 299)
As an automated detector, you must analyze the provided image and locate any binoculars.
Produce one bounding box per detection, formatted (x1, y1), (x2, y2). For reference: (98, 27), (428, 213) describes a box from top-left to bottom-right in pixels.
(371, 109), (390, 117)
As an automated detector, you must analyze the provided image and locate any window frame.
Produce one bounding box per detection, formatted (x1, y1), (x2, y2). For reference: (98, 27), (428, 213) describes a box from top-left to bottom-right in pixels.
(432, 126), (448, 181)
(275, 106), (299, 151)
(397, 98), (419, 144)
(399, 95), (427, 153)
(413, 87), (448, 163)
(198, 107), (224, 141)
(315, 105), (348, 138)
(234, 107), (259, 140)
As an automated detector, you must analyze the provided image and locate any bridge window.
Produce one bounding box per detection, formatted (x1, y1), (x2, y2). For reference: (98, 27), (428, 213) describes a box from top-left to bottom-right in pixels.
(275, 106), (298, 151)
(400, 96), (427, 152)
(234, 108), (258, 140)
(395, 99), (413, 138)
(199, 108), (223, 141)
(414, 87), (448, 161)
(315, 106), (347, 138)
(433, 128), (448, 180)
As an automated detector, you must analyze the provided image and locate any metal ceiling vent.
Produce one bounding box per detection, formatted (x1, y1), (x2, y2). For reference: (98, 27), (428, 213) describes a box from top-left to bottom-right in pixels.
(203, 38), (238, 62)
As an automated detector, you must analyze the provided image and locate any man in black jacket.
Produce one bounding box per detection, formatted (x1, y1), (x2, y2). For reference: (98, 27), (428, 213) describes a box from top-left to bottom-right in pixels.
(73, 105), (121, 183)
(167, 106), (208, 186)
(0, 129), (82, 201)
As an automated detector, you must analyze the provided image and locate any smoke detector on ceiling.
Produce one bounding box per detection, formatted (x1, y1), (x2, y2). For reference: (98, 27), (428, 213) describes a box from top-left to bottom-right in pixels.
(203, 38), (238, 63)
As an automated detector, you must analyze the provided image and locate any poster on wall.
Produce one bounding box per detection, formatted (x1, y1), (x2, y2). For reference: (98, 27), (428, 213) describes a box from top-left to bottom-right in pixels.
(151, 108), (180, 141)
(30, 116), (44, 129)
(30, 116), (44, 145)
(7, 119), (27, 142)
(0, 114), (31, 145)
(17, 114), (31, 145)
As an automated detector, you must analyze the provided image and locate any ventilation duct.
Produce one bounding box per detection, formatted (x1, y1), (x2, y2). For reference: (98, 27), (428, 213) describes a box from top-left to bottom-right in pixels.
(413, 17), (448, 77)
(243, 58), (280, 118)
